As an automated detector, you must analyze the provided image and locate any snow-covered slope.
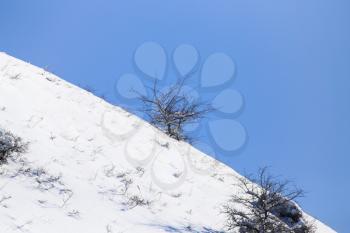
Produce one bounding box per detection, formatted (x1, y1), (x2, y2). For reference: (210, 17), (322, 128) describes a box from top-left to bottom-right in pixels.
(0, 53), (335, 233)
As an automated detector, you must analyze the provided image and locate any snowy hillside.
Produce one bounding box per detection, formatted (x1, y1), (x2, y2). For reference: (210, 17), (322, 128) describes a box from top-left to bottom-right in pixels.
(0, 53), (335, 233)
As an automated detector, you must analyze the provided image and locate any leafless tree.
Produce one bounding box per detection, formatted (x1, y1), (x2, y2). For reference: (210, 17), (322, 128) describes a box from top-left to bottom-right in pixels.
(222, 167), (315, 233)
(137, 79), (213, 141)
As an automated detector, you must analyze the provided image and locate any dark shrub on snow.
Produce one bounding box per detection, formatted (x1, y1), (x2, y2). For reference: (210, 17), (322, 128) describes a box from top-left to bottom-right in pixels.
(222, 167), (315, 233)
(0, 128), (27, 164)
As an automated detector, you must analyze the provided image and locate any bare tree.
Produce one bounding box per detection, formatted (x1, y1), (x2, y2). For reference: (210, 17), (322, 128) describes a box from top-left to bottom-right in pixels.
(222, 167), (315, 233)
(137, 79), (213, 141)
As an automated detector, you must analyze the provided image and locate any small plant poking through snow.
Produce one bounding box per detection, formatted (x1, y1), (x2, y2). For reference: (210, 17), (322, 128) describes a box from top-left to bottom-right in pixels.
(19, 167), (62, 191)
(124, 194), (151, 209)
(222, 167), (315, 233)
(0, 128), (28, 164)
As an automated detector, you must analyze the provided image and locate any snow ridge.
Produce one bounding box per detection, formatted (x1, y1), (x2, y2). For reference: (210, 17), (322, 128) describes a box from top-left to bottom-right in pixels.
(0, 53), (335, 233)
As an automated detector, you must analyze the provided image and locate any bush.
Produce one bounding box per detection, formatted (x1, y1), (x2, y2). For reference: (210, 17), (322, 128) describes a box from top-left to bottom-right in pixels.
(137, 79), (213, 142)
(0, 129), (27, 164)
(222, 167), (315, 233)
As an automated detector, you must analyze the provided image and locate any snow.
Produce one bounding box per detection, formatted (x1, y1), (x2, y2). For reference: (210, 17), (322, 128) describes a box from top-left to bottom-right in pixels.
(0, 52), (335, 233)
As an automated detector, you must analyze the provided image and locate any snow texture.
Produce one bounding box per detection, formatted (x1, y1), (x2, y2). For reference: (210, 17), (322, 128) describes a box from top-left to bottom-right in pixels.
(0, 52), (336, 233)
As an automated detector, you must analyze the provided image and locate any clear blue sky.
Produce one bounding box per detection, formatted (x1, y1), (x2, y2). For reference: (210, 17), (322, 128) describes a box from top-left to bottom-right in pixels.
(1, 1), (349, 231)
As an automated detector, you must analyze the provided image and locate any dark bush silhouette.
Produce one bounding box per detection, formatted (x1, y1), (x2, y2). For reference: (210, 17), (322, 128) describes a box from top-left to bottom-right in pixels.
(0, 129), (27, 164)
(137, 79), (213, 141)
(222, 167), (315, 233)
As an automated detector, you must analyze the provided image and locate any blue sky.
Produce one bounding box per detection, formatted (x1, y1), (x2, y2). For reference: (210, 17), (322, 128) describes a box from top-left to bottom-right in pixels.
(1, 1), (349, 231)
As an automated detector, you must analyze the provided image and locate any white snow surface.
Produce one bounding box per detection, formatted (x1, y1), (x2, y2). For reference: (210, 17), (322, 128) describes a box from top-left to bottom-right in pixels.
(0, 53), (335, 233)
